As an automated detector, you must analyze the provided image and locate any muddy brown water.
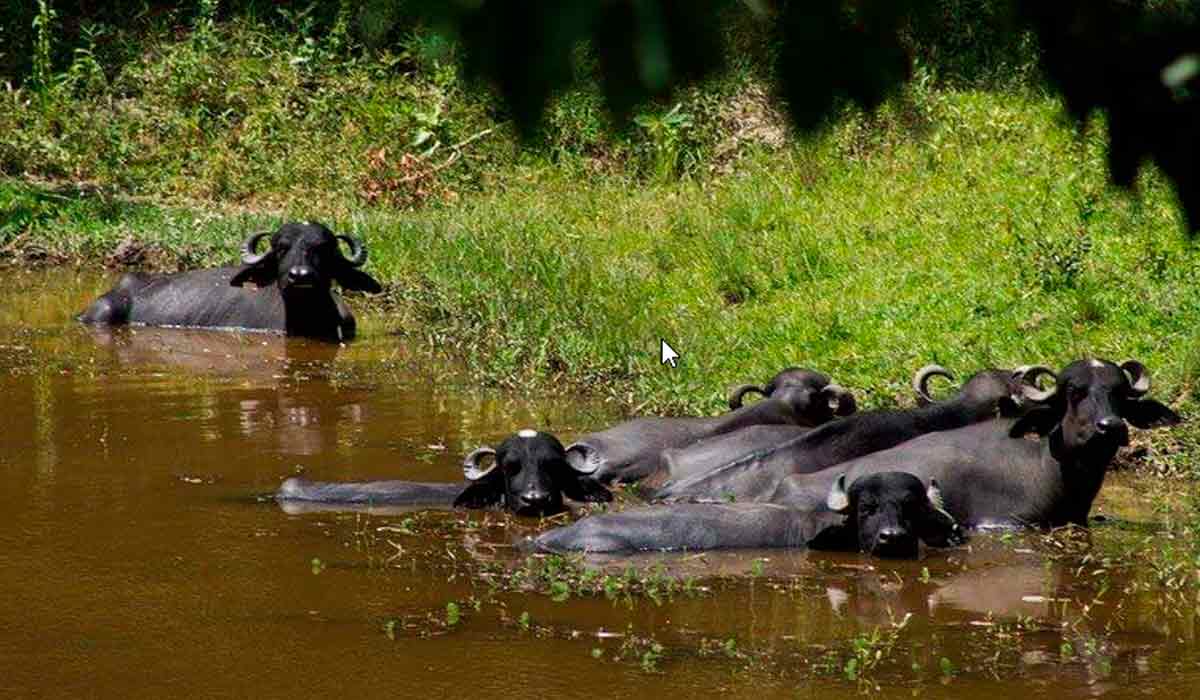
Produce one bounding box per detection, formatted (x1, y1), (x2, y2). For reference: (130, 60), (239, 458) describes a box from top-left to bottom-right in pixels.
(1, 269), (1198, 699)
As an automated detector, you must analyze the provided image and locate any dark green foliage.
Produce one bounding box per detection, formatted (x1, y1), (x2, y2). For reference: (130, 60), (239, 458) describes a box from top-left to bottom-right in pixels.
(1017, 0), (1200, 231)
(773, 0), (913, 130)
(419, 0), (1200, 232)
(3, 1), (1197, 229)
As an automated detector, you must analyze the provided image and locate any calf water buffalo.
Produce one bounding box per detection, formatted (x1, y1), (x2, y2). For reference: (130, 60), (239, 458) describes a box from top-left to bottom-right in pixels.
(276, 430), (611, 517)
(565, 368), (856, 484)
(79, 222), (382, 341)
(533, 471), (963, 557)
(768, 359), (1180, 528)
(655, 365), (1052, 501)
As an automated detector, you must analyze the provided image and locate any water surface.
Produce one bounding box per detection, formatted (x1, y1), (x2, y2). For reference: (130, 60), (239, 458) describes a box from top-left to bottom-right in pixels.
(1, 269), (1196, 698)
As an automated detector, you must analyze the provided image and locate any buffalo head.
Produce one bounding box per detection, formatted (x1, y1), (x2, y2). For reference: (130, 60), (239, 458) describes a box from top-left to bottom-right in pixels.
(819, 472), (964, 558)
(728, 367), (857, 421)
(913, 363), (1058, 418)
(455, 430), (612, 516)
(1009, 359), (1180, 460)
(230, 222), (383, 296)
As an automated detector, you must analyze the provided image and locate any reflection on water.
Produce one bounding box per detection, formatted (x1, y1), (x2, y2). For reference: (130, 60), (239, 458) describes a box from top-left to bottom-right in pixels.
(0, 269), (1197, 699)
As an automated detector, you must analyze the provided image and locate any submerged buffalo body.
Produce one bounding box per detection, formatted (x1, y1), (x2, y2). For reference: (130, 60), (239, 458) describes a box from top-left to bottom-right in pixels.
(276, 430), (611, 517)
(770, 359), (1180, 529)
(79, 222), (382, 341)
(566, 368), (856, 484)
(655, 365), (1053, 503)
(533, 471), (962, 558)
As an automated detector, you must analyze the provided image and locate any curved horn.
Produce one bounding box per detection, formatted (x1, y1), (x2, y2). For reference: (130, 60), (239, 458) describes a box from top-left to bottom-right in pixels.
(1013, 365), (1058, 403)
(336, 235), (368, 267)
(1120, 360), (1150, 397)
(912, 364), (954, 405)
(462, 447), (498, 481)
(826, 473), (851, 514)
(728, 384), (766, 410)
(823, 383), (858, 416)
(240, 231), (272, 266)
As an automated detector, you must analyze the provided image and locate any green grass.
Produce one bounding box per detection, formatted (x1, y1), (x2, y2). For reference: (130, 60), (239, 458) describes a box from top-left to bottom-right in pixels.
(2, 16), (1198, 475)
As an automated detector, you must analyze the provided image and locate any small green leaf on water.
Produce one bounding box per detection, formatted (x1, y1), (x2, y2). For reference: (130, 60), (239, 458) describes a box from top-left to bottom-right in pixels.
(920, 567), (931, 584)
(310, 557), (325, 575)
(591, 648), (603, 659)
(383, 619), (396, 640)
(750, 558), (765, 577)
(445, 601), (460, 626)
(550, 580), (571, 602)
(518, 611), (531, 630)
(940, 657), (956, 676)
(844, 657), (859, 680)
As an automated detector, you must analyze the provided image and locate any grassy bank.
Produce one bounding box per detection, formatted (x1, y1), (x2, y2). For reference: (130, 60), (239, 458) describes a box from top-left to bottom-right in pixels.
(3, 15), (1198, 475)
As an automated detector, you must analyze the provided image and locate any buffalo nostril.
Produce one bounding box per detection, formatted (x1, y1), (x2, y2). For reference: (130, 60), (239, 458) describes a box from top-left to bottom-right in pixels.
(1096, 417), (1122, 434)
(287, 267), (314, 282)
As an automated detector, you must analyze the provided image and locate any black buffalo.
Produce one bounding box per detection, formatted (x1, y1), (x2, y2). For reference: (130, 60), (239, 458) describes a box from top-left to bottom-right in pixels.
(533, 471), (963, 558)
(79, 222), (382, 341)
(769, 359), (1180, 528)
(276, 430), (611, 517)
(655, 365), (1052, 501)
(565, 367), (856, 484)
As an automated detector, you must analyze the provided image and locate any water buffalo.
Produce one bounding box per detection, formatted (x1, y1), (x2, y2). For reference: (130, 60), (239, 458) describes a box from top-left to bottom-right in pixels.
(565, 368), (856, 484)
(532, 471), (963, 557)
(79, 222), (382, 341)
(655, 365), (1052, 501)
(768, 359), (1180, 529)
(276, 430), (611, 517)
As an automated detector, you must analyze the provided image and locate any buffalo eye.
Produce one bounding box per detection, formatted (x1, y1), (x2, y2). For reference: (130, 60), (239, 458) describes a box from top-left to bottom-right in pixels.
(1068, 385), (1088, 404)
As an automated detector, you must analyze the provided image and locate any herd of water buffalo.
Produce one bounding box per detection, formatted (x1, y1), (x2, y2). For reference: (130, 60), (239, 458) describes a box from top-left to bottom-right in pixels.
(79, 221), (1183, 560)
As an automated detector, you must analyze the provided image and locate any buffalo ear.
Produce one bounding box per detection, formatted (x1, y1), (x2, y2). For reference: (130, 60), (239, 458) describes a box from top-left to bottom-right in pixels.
(823, 383), (857, 416)
(920, 484), (966, 548)
(230, 259), (278, 288)
(1047, 425), (1069, 463)
(996, 396), (1022, 418)
(1009, 405), (1061, 438)
(919, 513), (967, 548)
(337, 267), (383, 293)
(558, 473), (613, 504)
(564, 443), (600, 475)
(453, 479), (505, 510)
(1123, 399), (1182, 429)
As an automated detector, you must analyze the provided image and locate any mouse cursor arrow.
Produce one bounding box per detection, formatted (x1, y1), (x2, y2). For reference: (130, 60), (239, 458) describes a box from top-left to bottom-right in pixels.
(660, 339), (680, 368)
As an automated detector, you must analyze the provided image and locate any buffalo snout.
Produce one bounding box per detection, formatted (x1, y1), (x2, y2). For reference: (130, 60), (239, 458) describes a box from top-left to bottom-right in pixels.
(515, 488), (561, 516)
(286, 265), (318, 288)
(1095, 415), (1129, 444)
(869, 525), (919, 559)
